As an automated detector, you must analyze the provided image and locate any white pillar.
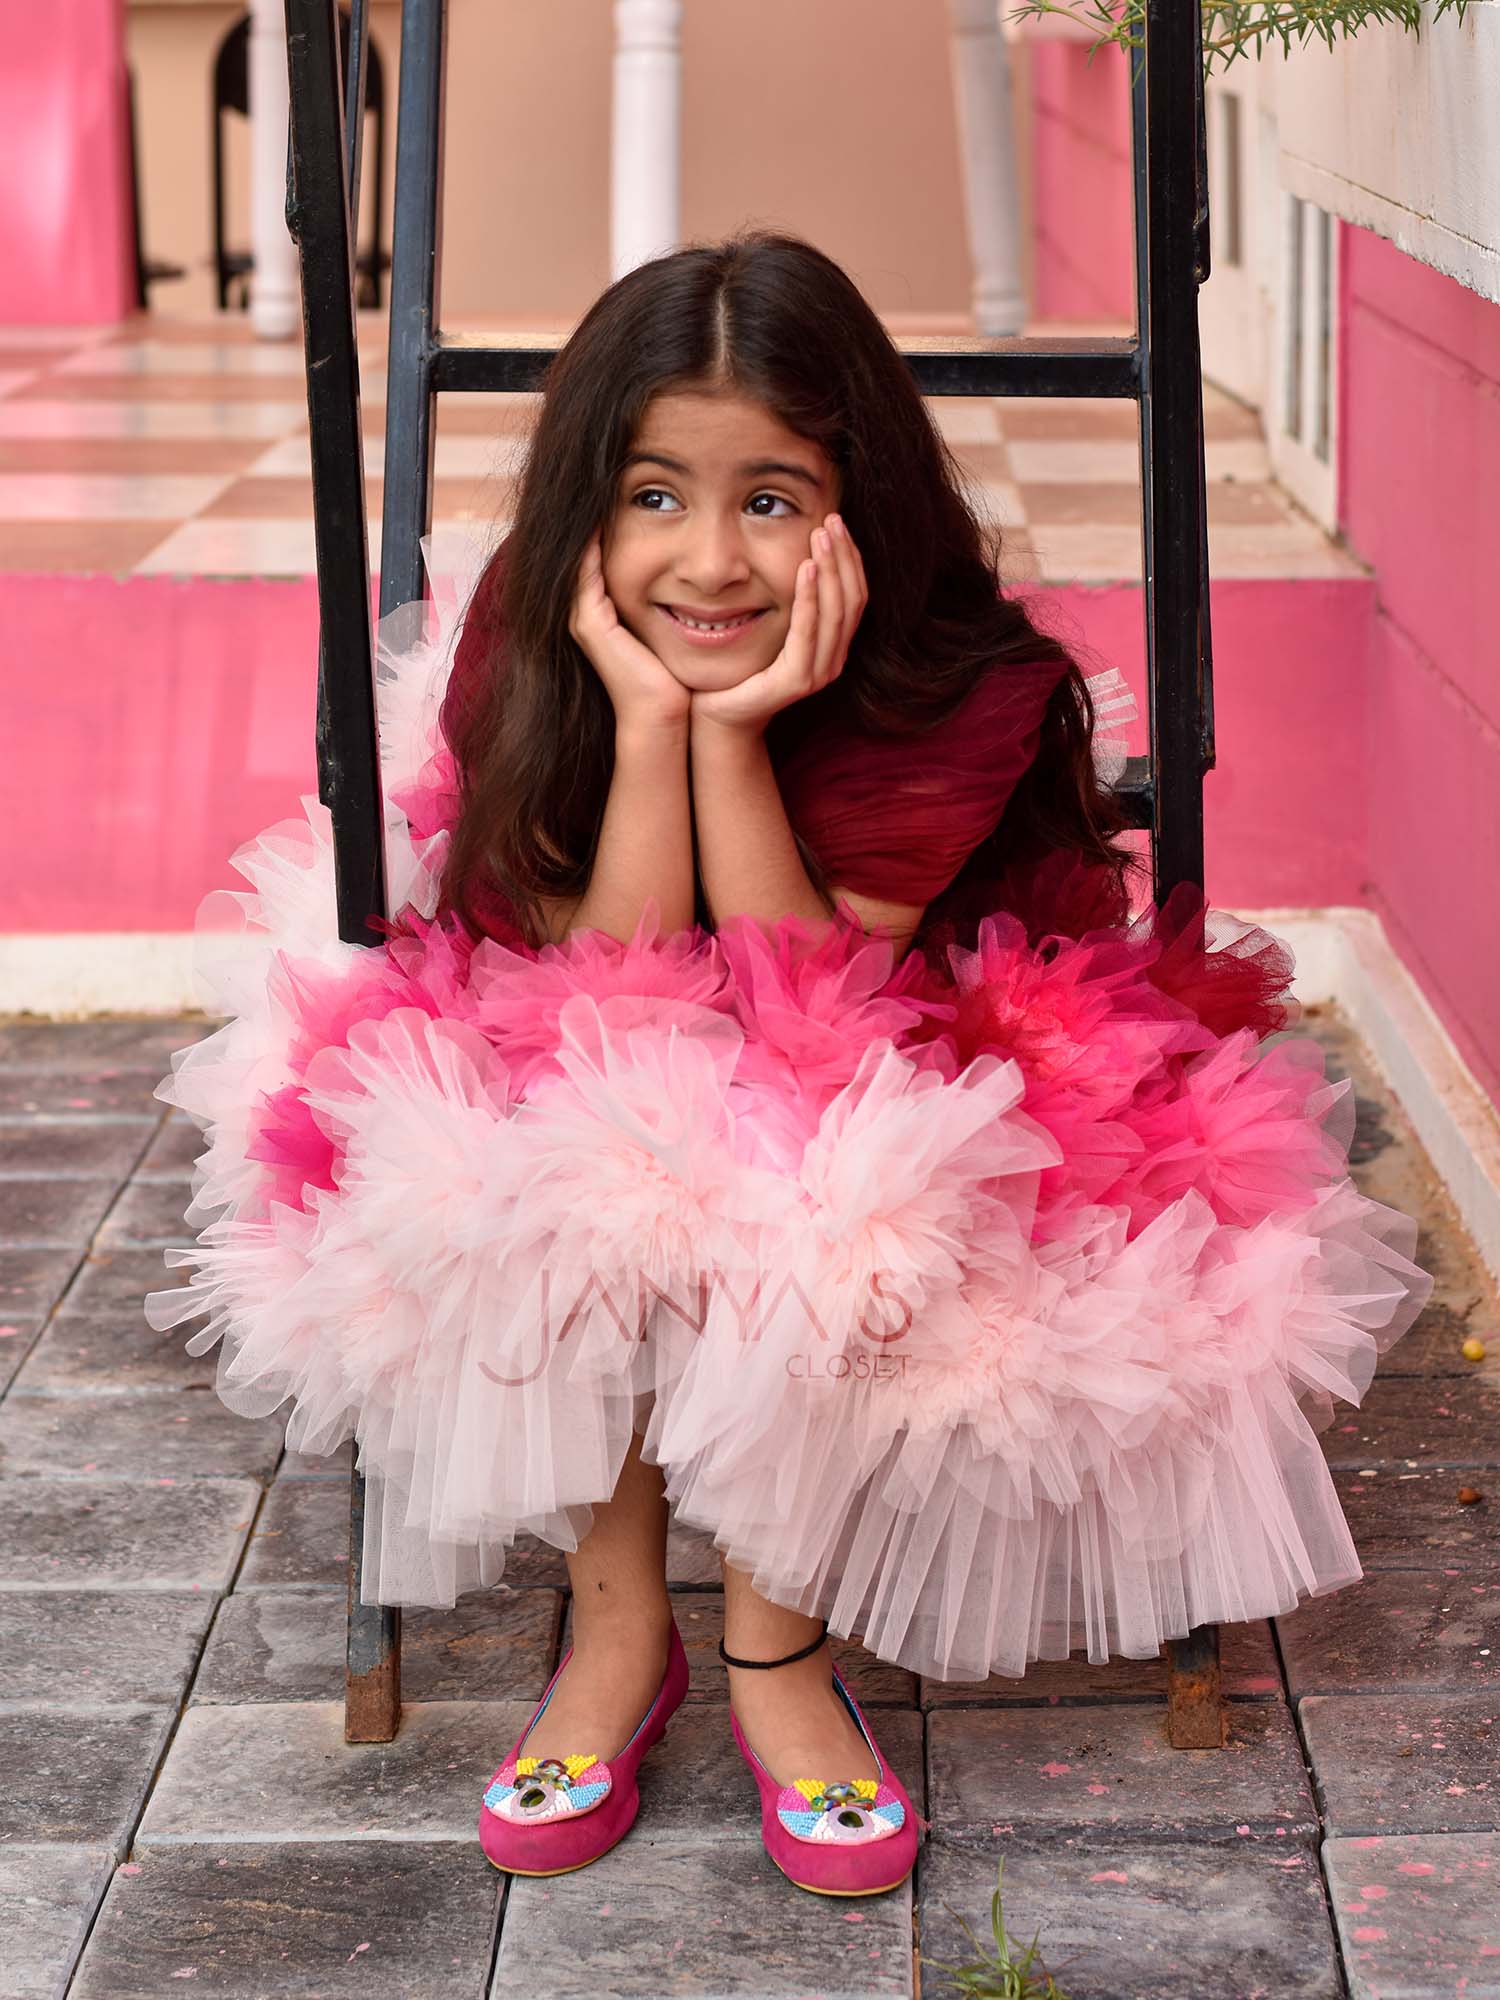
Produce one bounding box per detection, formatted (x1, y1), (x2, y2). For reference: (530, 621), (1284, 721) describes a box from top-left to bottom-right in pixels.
(611, 0), (683, 281)
(248, 0), (299, 338)
(946, 0), (1026, 335)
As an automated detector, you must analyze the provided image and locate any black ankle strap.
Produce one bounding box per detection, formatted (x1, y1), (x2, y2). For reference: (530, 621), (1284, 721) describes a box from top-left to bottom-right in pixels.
(718, 1619), (829, 1670)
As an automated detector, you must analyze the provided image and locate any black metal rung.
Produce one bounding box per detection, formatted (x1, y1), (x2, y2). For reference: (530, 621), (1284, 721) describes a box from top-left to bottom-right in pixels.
(429, 332), (1144, 402)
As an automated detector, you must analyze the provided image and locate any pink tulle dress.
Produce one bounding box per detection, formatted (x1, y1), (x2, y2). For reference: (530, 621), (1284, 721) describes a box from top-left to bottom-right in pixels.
(146, 537), (1433, 1682)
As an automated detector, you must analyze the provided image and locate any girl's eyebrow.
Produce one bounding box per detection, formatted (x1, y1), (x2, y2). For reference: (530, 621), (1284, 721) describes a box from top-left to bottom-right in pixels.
(623, 450), (824, 491)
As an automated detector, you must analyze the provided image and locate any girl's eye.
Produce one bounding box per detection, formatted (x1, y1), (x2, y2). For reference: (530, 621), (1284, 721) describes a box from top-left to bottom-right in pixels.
(627, 488), (794, 518)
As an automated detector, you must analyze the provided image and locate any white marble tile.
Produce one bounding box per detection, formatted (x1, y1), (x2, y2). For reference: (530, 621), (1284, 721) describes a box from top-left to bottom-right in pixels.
(0, 400), (306, 441)
(966, 477), (1028, 528)
(0, 472), (237, 520)
(1007, 438), (1142, 483)
(0, 326), (113, 350)
(132, 516), (325, 576)
(1027, 524), (1146, 582)
(54, 341), (310, 377)
(1206, 521), (1364, 576)
(927, 397), (1003, 443)
(133, 514), (502, 579)
(246, 431), (527, 480)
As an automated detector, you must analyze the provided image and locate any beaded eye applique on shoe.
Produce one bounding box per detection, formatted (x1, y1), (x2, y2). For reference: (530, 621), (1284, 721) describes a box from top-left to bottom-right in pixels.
(776, 1778), (905, 1845)
(483, 1753), (612, 1824)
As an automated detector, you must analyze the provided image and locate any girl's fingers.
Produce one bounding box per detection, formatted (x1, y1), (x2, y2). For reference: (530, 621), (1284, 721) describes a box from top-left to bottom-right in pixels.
(812, 529), (844, 686)
(824, 517), (863, 658)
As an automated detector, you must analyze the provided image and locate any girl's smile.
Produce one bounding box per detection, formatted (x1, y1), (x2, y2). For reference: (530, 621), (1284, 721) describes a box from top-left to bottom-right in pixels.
(602, 387), (840, 691)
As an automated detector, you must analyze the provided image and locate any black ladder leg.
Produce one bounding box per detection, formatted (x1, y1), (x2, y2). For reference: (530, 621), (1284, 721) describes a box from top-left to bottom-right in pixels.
(1165, 1625), (1227, 1748)
(284, 0), (401, 1743)
(1138, 0), (1225, 1749)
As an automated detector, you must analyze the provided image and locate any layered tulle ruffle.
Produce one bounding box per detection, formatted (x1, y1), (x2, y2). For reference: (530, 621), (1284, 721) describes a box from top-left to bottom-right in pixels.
(146, 538), (1434, 1675)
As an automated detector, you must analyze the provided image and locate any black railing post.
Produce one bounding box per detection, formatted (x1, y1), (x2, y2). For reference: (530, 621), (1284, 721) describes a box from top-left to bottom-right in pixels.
(1141, 0), (1214, 911)
(379, 0), (447, 619)
(284, 0), (401, 1745)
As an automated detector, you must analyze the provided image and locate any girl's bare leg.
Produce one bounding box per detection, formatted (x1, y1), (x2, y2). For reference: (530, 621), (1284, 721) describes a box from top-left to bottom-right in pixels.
(720, 1558), (878, 1786)
(518, 1430), (675, 1764)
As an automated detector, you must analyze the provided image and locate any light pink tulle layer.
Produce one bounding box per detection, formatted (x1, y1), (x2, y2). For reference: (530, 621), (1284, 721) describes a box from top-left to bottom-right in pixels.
(146, 807), (1432, 1680)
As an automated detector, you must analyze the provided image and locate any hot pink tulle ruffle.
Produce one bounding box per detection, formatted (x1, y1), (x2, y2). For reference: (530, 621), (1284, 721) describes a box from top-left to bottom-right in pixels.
(148, 846), (1432, 1676)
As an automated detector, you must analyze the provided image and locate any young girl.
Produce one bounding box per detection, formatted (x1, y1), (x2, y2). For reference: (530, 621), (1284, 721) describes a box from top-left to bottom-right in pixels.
(149, 229), (1432, 1899)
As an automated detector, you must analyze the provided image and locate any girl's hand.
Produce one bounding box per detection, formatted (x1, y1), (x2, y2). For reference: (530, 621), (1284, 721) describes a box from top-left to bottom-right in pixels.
(690, 513), (868, 737)
(569, 534), (693, 730)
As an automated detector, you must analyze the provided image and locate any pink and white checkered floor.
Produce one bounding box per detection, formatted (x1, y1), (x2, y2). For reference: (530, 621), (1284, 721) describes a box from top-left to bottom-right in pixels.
(0, 314), (1364, 584)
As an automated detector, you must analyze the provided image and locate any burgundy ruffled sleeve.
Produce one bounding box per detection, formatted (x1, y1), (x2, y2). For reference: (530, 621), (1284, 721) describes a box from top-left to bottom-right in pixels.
(776, 658), (1068, 907)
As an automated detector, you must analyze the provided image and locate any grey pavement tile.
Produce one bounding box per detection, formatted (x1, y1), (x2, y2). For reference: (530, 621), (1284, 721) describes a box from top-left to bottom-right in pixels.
(238, 1478), (346, 1590)
(1322, 1374), (1500, 1469)
(1325, 1831), (1500, 2000)
(0, 1477), (260, 1591)
(71, 1841), (499, 2000)
(0, 1120), (148, 1177)
(0, 1389), (286, 1480)
(0, 1844), (117, 2000)
(1300, 1693), (1500, 1836)
(564, 1589), (918, 1708)
(134, 1115), (205, 1180)
(666, 1513), (725, 1586)
(0, 1244), (84, 1322)
(194, 1587), (562, 1705)
(0, 1021), (205, 1069)
(59, 1247), (197, 1320)
(494, 1833), (914, 1997)
(1377, 1232), (1498, 1380)
(918, 1837), (1341, 2000)
(0, 1590), (216, 1705)
(0, 1070), (165, 1119)
(927, 1700), (1317, 1846)
(1336, 1465), (1500, 1565)
(11, 1311), (220, 1395)
(242, 1479), (582, 1592)
(921, 1618), (1282, 1707)
(0, 1177), (120, 1250)
(97, 1180), (197, 1248)
(278, 1436), (354, 1476)
(635, 1700), (925, 1844)
(136, 1699), (530, 1844)
(0, 1705), (174, 1853)
(0, 1323), (42, 1396)
(1278, 1568), (1500, 1697)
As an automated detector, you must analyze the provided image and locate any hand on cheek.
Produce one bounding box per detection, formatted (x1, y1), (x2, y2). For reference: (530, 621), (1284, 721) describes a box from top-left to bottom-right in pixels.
(690, 514), (868, 735)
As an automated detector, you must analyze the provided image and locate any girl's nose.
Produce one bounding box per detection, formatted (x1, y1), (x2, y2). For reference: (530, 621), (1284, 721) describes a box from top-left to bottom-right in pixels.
(676, 514), (752, 595)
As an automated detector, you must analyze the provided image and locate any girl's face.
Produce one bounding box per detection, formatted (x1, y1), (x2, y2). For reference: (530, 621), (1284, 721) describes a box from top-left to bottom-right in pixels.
(601, 388), (841, 692)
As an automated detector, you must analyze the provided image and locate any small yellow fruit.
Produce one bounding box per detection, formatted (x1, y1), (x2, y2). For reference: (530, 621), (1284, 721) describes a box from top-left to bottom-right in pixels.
(1461, 1336), (1487, 1363)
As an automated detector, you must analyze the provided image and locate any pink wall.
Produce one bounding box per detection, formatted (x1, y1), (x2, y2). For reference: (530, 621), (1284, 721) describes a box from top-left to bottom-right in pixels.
(6, 575), (317, 932)
(1028, 41), (1134, 323)
(1339, 223), (1500, 1105)
(0, 0), (137, 324)
(8, 567), (1374, 933)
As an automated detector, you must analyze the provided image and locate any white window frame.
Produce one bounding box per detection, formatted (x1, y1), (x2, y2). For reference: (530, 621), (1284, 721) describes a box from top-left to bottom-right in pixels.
(1267, 188), (1341, 533)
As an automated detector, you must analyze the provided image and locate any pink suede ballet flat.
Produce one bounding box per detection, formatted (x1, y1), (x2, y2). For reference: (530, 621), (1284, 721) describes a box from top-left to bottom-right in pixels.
(728, 1666), (920, 1898)
(478, 1616), (689, 1877)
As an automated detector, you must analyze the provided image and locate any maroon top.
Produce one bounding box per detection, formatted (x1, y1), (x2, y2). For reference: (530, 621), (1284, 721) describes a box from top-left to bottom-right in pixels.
(433, 546), (1066, 928)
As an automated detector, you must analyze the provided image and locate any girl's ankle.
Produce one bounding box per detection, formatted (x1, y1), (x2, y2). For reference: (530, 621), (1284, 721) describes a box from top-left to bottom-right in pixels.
(567, 1594), (675, 1657)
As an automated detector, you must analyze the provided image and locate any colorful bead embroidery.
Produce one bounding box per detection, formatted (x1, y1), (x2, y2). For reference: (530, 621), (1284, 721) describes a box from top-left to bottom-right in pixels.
(776, 1776), (905, 1845)
(482, 1752), (612, 1824)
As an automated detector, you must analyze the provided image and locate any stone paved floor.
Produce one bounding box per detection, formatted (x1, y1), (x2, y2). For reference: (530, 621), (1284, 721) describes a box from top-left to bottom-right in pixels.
(0, 1008), (1495, 2000)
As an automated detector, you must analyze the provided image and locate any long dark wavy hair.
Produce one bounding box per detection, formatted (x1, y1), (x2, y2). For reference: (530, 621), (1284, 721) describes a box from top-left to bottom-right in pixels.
(440, 227), (1143, 953)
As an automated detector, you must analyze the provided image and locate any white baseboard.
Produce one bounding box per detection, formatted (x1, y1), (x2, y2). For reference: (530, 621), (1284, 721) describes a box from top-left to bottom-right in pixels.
(0, 933), (213, 1020)
(1249, 905), (1500, 1287)
(4, 913), (1498, 1283)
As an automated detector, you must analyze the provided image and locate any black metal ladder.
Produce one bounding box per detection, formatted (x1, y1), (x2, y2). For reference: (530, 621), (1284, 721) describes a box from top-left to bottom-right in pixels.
(282, 0), (1225, 1751)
